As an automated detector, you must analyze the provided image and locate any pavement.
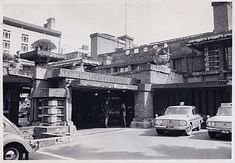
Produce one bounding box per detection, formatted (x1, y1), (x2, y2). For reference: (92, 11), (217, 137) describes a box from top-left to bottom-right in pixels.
(29, 128), (232, 160)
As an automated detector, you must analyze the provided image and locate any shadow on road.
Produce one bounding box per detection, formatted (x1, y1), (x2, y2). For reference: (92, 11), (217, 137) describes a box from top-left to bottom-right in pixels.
(140, 128), (232, 142)
(140, 128), (188, 137)
(189, 131), (232, 142)
(72, 128), (125, 137)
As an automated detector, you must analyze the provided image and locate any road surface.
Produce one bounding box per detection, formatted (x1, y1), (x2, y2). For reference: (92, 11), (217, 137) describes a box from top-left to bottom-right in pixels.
(29, 128), (231, 160)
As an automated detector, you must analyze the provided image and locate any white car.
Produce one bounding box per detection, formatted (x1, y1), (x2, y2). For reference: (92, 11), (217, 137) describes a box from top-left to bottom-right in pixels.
(3, 116), (39, 160)
(206, 103), (232, 139)
(154, 105), (203, 136)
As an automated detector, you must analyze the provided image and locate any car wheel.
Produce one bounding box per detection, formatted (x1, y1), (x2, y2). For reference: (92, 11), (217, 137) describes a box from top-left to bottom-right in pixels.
(184, 123), (193, 136)
(4, 145), (23, 160)
(196, 121), (201, 131)
(208, 131), (217, 139)
(156, 129), (165, 136)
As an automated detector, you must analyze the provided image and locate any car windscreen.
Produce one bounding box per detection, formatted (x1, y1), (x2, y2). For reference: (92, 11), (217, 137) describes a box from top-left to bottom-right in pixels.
(216, 107), (231, 116)
(165, 107), (190, 115)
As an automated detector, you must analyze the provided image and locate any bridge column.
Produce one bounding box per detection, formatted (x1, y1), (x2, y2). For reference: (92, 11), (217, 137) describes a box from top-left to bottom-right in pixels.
(130, 84), (154, 128)
(58, 78), (77, 133)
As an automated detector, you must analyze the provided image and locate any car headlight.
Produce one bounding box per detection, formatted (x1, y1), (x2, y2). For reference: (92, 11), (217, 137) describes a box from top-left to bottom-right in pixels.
(29, 140), (39, 151)
(207, 121), (216, 127)
(179, 120), (187, 126)
(155, 119), (163, 126)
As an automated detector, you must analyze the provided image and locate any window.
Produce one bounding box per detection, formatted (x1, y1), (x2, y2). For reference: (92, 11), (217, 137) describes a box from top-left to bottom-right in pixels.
(124, 67), (129, 72)
(113, 67), (118, 73)
(205, 46), (219, 71)
(120, 67), (125, 73)
(21, 34), (29, 52)
(21, 43), (28, 52)
(3, 30), (11, 53)
(120, 67), (129, 73)
(172, 58), (182, 71)
(3, 30), (11, 39)
(21, 34), (29, 43)
(3, 40), (10, 49)
(131, 65), (139, 71)
(225, 47), (232, 69)
(106, 68), (111, 74)
(192, 108), (198, 115)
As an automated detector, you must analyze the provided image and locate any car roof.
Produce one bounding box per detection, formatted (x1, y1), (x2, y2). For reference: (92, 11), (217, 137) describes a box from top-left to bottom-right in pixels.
(168, 106), (194, 108)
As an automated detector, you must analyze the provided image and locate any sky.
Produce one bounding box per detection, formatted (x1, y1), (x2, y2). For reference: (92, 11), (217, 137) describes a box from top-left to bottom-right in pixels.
(3, 0), (214, 51)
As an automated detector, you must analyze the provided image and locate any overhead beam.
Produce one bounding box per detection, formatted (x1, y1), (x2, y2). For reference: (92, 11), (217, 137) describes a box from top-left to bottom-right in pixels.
(70, 79), (138, 91)
(47, 68), (140, 85)
(153, 81), (230, 89)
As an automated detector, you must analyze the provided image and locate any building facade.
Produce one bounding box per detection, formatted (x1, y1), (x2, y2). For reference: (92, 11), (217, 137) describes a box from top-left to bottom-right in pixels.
(2, 2), (232, 133)
(86, 1), (233, 128)
(2, 17), (62, 54)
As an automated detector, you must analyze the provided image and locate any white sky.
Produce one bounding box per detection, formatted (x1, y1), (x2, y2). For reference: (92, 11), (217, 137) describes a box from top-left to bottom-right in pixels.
(3, 0), (214, 50)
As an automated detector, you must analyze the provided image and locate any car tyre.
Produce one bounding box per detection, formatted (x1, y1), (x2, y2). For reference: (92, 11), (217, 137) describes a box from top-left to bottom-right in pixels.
(4, 145), (23, 160)
(196, 121), (201, 131)
(208, 131), (217, 139)
(184, 123), (193, 136)
(156, 129), (165, 136)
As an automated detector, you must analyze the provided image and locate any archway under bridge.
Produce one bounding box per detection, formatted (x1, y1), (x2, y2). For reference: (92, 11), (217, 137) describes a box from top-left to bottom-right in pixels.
(46, 68), (139, 129)
(153, 82), (232, 117)
(71, 88), (135, 129)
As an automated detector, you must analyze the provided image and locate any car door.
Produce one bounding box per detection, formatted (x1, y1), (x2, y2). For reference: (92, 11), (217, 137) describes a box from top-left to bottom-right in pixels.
(193, 107), (201, 127)
(191, 107), (199, 128)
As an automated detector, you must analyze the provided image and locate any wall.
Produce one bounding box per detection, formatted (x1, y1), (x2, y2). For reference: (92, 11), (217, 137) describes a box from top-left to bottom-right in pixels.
(153, 86), (232, 117)
(3, 24), (61, 54)
(91, 33), (125, 60)
(212, 2), (232, 33)
(107, 64), (183, 85)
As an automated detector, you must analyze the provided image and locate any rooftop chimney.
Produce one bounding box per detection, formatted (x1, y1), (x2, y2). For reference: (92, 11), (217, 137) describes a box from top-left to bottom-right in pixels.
(44, 18), (55, 30)
(212, 2), (232, 33)
(118, 35), (134, 49)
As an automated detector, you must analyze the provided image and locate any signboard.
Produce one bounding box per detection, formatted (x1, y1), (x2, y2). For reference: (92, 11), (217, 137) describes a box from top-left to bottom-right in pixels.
(33, 88), (67, 98)
(47, 68), (136, 85)
(8, 68), (33, 78)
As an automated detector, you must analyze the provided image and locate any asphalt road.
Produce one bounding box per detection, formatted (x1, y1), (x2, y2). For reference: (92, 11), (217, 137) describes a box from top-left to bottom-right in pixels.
(29, 128), (232, 160)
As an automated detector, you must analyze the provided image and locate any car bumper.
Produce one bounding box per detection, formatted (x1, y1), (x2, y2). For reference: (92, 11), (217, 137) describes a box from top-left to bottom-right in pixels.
(155, 125), (188, 131)
(207, 127), (232, 134)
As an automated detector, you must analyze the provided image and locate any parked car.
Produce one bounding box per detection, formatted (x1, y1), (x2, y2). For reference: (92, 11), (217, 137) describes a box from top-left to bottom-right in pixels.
(3, 116), (39, 160)
(154, 103), (203, 136)
(206, 103), (232, 139)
